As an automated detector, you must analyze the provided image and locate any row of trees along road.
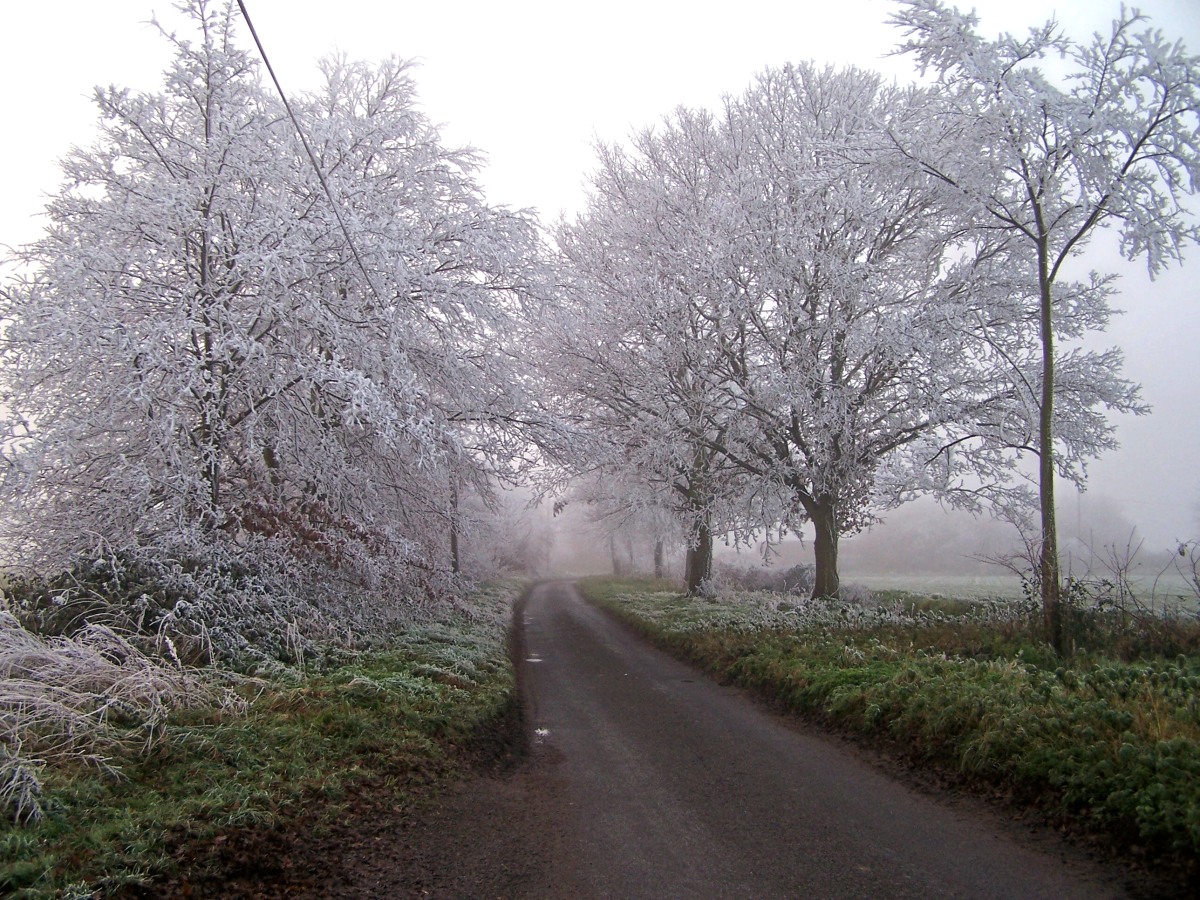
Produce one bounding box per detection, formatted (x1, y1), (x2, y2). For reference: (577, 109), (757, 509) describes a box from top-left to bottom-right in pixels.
(0, 1), (1196, 657)
(546, 1), (1199, 653)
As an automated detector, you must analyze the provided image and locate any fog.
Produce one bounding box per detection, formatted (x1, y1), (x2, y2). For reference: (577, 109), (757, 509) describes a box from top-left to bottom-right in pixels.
(2, 0), (1198, 570)
(466, 479), (1195, 590)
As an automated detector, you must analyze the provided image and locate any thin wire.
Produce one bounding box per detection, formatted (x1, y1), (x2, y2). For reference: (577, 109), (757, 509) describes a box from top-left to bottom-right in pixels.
(235, 0), (385, 307)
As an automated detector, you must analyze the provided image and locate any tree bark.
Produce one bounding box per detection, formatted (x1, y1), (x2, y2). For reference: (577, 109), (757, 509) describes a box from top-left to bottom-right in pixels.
(684, 520), (713, 595)
(449, 480), (461, 576)
(610, 535), (625, 577)
(1037, 242), (1064, 655)
(654, 539), (666, 580)
(808, 497), (841, 600)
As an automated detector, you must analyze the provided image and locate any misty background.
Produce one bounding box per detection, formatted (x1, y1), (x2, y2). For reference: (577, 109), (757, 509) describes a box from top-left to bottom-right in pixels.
(2, 0), (1197, 587)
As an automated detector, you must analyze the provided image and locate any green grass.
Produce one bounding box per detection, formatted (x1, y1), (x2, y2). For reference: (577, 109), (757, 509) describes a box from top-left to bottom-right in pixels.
(0, 587), (522, 898)
(579, 576), (1200, 870)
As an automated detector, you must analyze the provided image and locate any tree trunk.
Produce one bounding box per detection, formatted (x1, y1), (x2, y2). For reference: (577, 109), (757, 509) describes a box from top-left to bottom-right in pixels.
(610, 535), (625, 576)
(1036, 242), (1064, 655)
(449, 481), (461, 576)
(684, 520), (713, 595)
(809, 497), (841, 600)
(653, 539), (665, 579)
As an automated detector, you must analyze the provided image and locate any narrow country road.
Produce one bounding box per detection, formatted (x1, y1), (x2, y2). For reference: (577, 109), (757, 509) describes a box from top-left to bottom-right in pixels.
(514, 581), (1125, 899)
(354, 581), (1143, 898)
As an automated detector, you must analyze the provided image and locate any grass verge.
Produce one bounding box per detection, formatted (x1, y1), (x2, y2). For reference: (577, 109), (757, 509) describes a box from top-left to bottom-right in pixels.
(1, 582), (524, 899)
(578, 576), (1200, 883)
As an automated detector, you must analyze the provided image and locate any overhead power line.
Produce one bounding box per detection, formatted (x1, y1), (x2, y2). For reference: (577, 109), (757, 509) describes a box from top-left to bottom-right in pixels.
(235, 0), (385, 306)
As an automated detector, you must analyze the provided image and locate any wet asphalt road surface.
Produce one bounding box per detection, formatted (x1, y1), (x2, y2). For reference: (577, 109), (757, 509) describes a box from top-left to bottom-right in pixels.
(509, 581), (1128, 899)
(365, 581), (1148, 898)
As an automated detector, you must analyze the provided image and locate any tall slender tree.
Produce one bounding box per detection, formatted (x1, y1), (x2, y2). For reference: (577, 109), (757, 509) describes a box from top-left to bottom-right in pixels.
(889, 0), (1199, 651)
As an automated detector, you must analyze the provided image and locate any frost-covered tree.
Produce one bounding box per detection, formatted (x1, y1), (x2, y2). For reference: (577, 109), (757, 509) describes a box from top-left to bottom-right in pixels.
(709, 63), (1000, 599)
(557, 63), (1015, 599)
(288, 53), (547, 578)
(540, 296), (750, 593)
(0, 1), (544, 643)
(890, 1), (1199, 651)
(549, 111), (775, 593)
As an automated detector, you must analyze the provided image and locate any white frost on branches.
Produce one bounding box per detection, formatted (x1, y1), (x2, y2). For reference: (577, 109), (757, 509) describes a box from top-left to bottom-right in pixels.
(0, 1), (548, 638)
(888, 0), (1200, 646)
(551, 63), (1029, 597)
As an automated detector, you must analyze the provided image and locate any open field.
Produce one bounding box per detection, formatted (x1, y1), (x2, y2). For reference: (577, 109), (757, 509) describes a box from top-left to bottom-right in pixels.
(841, 573), (1197, 607)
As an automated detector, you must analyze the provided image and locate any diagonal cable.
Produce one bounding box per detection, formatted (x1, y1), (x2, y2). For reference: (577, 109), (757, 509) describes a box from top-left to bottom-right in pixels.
(235, 0), (385, 306)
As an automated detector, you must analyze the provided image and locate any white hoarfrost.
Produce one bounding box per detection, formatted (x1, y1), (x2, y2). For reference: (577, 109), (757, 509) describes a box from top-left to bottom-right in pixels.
(551, 63), (1033, 598)
(0, 0), (545, 814)
(0, 0), (546, 656)
(0, 608), (242, 824)
(888, 0), (1200, 647)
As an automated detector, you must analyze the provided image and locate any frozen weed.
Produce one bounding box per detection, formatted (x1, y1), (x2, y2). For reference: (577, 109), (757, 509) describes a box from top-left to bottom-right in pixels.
(0, 611), (243, 824)
(600, 584), (1020, 638)
(0, 745), (45, 825)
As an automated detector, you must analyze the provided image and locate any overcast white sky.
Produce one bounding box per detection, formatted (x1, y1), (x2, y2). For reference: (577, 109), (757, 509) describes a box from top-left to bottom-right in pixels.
(2, 0), (1198, 548)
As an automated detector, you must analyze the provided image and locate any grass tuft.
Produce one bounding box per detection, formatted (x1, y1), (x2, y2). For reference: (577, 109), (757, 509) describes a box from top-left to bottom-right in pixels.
(0, 582), (523, 898)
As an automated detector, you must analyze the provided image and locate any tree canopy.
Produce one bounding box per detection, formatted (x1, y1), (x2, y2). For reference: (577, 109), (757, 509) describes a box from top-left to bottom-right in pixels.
(0, 0), (546, 650)
(553, 62), (1045, 597)
(2, 0), (1195, 649)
